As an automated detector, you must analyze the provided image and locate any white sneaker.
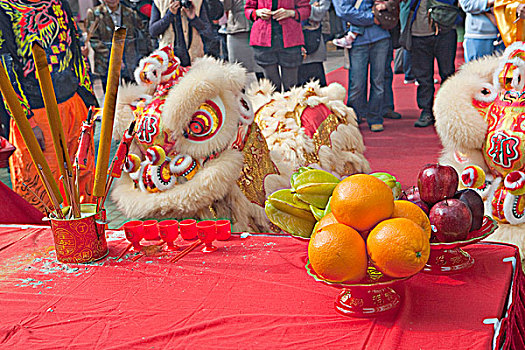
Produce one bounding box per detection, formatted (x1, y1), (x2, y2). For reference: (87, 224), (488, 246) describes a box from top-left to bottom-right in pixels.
(404, 78), (416, 84)
(332, 37), (353, 49)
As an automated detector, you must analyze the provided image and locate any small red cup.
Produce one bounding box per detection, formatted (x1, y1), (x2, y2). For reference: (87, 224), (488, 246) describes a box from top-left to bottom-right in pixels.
(197, 220), (217, 253)
(179, 219), (197, 240)
(216, 220), (231, 241)
(123, 220), (143, 251)
(143, 219), (160, 240)
(159, 220), (179, 250)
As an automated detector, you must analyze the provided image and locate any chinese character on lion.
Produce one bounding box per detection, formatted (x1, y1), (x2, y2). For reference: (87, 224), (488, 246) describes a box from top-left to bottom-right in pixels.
(111, 46), (369, 232)
(434, 42), (525, 258)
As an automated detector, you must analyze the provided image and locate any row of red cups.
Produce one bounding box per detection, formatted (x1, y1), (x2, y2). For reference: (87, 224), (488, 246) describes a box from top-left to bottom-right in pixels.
(122, 219), (231, 251)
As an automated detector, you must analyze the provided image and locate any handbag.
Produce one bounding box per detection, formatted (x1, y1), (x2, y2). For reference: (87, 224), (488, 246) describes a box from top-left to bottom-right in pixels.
(372, 0), (400, 31)
(303, 26), (322, 55)
(399, 0), (419, 50)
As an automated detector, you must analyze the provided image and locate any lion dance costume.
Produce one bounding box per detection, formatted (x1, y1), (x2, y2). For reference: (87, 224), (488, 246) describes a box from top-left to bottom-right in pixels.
(112, 46), (369, 232)
(434, 42), (525, 258)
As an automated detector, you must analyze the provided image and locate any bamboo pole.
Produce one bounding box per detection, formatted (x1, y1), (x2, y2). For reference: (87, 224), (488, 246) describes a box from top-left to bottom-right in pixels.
(0, 62), (63, 205)
(93, 27), (127, 198)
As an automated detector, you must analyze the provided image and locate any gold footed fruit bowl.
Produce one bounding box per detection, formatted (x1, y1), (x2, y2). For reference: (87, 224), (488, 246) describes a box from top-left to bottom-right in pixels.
(423, 216), (498, 274)
(305, 260), (413, 317)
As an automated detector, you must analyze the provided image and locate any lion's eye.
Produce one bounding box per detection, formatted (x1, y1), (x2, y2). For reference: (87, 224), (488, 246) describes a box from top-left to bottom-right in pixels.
(183, 98), (224, 142)
(481, 88), (491, 95)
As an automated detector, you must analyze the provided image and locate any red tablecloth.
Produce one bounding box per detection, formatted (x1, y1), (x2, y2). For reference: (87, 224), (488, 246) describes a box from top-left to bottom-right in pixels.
(0, 225), (524, 349)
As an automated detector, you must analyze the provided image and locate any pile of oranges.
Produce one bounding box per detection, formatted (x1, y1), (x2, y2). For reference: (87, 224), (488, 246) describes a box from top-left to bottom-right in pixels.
(308, 174), (431, 283)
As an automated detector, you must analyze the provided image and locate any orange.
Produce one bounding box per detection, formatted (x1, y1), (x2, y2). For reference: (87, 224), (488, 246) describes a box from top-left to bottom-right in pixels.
(367, 218), (430, 278)
(331, 174), (394, 232)
(308, 223), (368, 283)
(315, 212), (339, 232)
(391, 200), (432, 238)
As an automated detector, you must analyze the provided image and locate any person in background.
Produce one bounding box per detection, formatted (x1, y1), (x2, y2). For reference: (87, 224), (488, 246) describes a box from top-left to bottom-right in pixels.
(298, 0), (331, 86)
(224, 0), (263, 83)
(399, 0), (415, 84)
(68, 0), (81, 18)
(460, 0), (503, 62)
(149, 0), (217, 66)
(409, 0), (457, 128)
(122, 0), (158, 51)
(332, 0), (390, 132)
(245, 0), (311, 92)
(202, 0), (225, 59)
(0, 0), (98, 211)
(383, 37), (402, 120)
(85, 0), (152, 92)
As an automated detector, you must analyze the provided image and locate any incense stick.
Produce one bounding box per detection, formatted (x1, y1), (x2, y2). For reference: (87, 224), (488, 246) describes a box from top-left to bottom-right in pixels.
(22, 183), (53, 214)
(93, 27), (127, 198)
(37, 164), (64, 219)
(32, 43), (76, 208)
(170, 241), (203, 263)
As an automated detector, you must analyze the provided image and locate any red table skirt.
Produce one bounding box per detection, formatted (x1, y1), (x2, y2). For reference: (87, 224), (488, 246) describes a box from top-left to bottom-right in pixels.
(0, 225), (524, 349)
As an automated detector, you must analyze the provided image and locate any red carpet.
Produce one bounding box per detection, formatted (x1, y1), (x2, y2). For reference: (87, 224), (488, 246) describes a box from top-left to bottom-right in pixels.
(327, 45), (465, 189)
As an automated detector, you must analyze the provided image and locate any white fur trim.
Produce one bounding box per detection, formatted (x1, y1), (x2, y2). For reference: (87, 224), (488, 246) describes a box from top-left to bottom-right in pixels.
(111, 149), (244, 218)
(162, 56), (247, 160)
(435, 56), (498, 152)
(474, 83), (498, 103)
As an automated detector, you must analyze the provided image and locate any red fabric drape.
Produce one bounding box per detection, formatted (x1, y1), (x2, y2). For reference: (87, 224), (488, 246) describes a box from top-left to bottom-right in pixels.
(0, 225), (523, 349)
(0, 181), (46, 225)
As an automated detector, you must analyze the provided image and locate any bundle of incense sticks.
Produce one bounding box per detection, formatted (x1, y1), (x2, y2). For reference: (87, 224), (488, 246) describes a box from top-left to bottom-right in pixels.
(32, 43), (81, 218)
(0, 28), (127, 220)
(0, 56), (64, 219)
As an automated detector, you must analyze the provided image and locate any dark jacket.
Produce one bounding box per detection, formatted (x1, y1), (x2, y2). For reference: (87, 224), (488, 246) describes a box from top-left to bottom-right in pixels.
(149, 2), (218, 66)
(86, 4), (153, 81)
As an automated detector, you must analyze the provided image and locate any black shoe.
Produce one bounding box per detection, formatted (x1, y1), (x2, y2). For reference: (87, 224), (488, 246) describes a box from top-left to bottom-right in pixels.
(383, 110), (402, 119)
(414, 112), (434, 127)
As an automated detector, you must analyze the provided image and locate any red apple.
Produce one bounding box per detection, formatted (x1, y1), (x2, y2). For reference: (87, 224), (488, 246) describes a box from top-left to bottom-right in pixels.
(402, 186), (421, 202)
(429, 199), (472, 243)
(417, 164), (459, 205)
(454, 189), (484, 231)
(413, 200), (430, 215)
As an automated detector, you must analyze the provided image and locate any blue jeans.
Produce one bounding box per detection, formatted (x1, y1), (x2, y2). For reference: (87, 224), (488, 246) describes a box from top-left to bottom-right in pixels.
(383, 38), (394, 114)
(403, 49), (414, 80)
(347, 38), (390, 126)
(463, 38), (505, 63)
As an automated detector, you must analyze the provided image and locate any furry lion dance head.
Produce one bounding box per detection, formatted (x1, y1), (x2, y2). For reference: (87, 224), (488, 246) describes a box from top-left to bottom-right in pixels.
(111, 47), (369, 232)
(434, 42), (525, 258)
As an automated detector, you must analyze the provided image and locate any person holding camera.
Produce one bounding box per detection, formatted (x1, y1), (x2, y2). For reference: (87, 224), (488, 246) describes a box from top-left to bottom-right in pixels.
(85, 0), (152, 92)
(149, 0), (217, 66)
(245, 0), (311, 92)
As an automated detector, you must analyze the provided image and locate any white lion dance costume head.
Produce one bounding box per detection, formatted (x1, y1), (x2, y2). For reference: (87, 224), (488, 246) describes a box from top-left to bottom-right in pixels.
(434, 42), (525, 257)
(112, 46), (281, 232)
(112, 47), (370, 232)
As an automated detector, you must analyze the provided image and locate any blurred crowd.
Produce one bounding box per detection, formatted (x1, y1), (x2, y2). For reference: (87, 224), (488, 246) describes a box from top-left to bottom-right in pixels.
(1, 0), (525, 141)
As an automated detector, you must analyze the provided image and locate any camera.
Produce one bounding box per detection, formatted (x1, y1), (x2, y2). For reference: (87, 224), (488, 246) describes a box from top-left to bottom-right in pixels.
(180, 0), (192, 9)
